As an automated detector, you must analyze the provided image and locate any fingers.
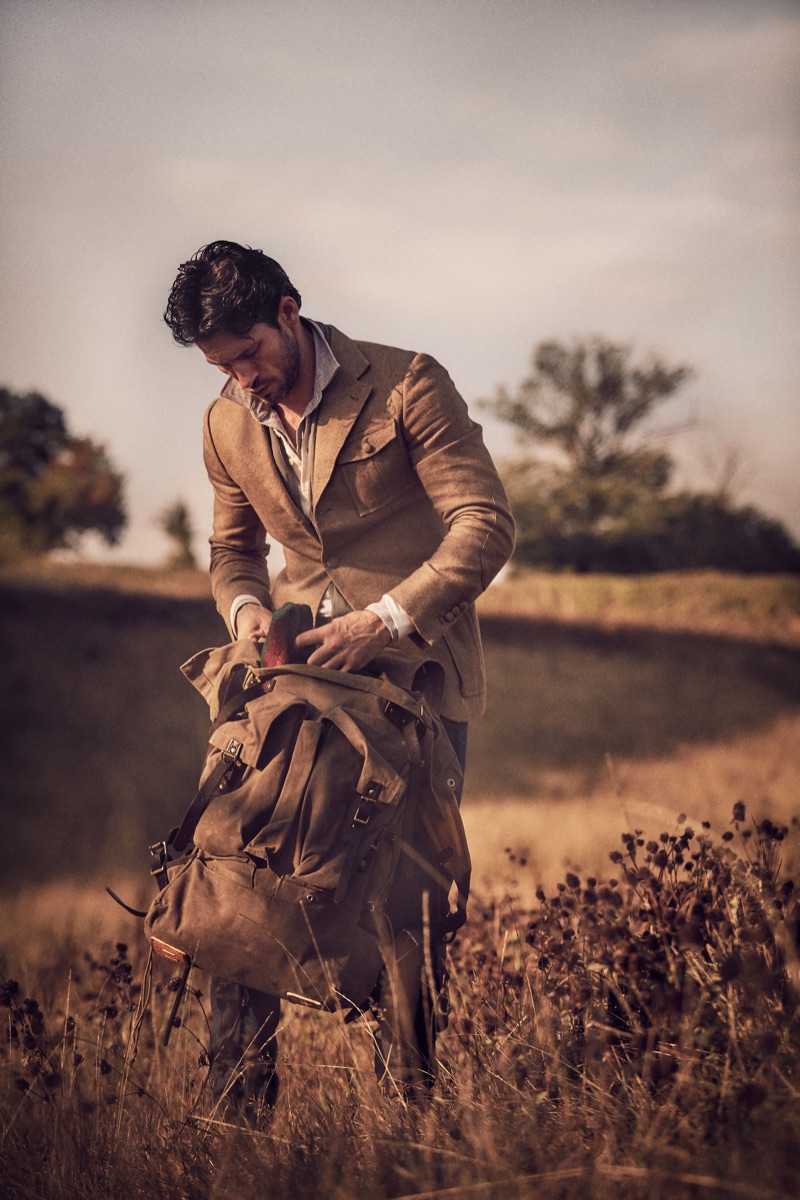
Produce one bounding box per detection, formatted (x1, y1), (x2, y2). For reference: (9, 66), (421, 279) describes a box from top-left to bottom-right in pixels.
(236, 603), (273, 642)
(298, 625), (351, 668)
(307, 646), (346, 668)
(295, 613), (391, 671)
(294, 627), (324, 650)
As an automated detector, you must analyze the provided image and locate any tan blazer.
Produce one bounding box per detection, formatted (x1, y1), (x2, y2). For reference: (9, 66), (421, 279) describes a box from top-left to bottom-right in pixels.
(202, 324), (515, 720)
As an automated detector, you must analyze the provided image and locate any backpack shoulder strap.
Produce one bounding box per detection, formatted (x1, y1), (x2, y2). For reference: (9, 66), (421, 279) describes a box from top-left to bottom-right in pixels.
(170, 680), (267, 854)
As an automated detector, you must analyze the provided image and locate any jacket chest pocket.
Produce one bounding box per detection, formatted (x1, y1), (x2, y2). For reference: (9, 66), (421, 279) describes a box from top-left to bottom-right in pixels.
(337, 419), (417, 516)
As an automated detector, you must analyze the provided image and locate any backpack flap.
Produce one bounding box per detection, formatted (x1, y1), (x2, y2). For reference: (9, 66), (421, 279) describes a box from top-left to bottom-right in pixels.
(323, 706), (408, 809)
(180, 639), (262, 719)
(195, 697), (310, 855)
(206, 694), (307, 771)
(242, 705), (408, 897)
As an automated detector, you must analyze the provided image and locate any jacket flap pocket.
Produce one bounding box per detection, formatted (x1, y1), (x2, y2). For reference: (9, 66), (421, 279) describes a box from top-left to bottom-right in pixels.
(337, 418), (397, 463)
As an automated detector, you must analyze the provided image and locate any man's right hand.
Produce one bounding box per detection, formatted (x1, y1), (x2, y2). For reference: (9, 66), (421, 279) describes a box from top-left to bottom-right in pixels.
(235, 602), (273, 642)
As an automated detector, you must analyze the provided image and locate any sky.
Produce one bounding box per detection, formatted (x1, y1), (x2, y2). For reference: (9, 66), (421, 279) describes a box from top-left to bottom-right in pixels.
(1, 0), (798, 563)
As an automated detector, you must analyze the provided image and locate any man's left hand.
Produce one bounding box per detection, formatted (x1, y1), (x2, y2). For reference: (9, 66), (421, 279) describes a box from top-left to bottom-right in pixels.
(294, 610), (392, 672)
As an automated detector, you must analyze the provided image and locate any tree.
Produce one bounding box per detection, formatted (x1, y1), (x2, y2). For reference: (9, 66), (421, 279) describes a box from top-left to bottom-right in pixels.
(0, 387), (126, 562)
(615, 492), (800, 574)
(158, 498), (197, 568)
(483, 338), (800, 573)
(485, 336), (691, 536)
(482, 337), (688, 569)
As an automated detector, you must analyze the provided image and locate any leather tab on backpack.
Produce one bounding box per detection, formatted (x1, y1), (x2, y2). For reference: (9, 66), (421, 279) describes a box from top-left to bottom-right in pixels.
(333, 783), (383, 903)
(151, 937), (191, 966)
(222, 738), (243, 763)
(352, 781), (382, 825)
(383, 700), (426, 740)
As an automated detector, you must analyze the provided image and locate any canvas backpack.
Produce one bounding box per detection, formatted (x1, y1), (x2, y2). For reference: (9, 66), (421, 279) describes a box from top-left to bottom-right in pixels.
(143, 637), (471, 1020)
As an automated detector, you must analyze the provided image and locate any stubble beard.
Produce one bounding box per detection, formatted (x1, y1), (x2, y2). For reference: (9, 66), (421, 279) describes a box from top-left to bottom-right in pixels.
(261, 327), (301, 408)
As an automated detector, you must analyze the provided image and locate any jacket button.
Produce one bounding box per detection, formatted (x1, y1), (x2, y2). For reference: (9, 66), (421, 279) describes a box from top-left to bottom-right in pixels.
(363, 441), (374, 454)
(444, 612), (455, 623)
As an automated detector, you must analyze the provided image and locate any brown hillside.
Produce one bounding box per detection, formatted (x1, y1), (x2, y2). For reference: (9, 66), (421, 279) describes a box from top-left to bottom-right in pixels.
(1, 567), (798, 889)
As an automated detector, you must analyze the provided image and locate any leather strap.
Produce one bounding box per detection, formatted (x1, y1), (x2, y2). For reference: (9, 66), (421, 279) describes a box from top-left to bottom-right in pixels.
(171, 754), (238, 854)
(209, 681), (268, 736)
(257, 663), (431, 730)
(170, 680), (268, 854)
(251, 719), (325, 861)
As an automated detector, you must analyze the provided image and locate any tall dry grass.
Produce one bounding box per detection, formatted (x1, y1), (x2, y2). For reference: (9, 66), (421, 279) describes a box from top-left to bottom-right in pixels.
(478, 568), (800, 646)
(464, 709), (800, 903)
(2, 808), (798, 1200)
(2, 565), (799, 1196)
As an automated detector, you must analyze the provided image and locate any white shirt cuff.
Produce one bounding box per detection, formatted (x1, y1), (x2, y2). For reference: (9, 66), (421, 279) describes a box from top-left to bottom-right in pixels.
(366, 594), (415, 642)
(230, 594), (265, 636)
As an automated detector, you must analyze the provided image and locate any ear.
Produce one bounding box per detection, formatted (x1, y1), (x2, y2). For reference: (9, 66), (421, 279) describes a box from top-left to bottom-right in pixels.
(277, 295), (300, 330)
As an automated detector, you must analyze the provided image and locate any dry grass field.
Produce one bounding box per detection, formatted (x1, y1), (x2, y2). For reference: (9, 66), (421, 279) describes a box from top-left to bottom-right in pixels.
(1, 563), (799, 1198)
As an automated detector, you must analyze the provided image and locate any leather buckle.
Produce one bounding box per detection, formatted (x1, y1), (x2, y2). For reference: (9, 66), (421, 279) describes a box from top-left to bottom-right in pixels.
(352, 781), (382, 825)
(222, 738), (243, 764)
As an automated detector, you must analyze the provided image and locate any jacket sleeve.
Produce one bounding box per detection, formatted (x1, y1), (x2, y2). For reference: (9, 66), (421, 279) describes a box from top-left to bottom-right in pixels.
(204, 401), (273, 634)
(387, 354), (515, 644)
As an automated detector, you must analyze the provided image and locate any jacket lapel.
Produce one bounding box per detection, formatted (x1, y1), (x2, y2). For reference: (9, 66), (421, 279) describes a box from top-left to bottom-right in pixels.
(218, 324), (373, 532)
(219, 377), (318, 538)
(312, 326), (372, 503)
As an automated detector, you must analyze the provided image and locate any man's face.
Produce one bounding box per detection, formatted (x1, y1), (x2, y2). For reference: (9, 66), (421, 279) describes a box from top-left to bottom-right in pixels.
(197, 314), (300, 408)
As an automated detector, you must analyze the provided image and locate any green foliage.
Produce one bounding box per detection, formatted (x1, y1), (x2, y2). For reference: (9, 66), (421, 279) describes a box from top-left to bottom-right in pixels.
(607, 492), (800, 573)
(158, 498), (197, 568)
(0, 386), (126, 561)
(508, 482), (800, 574)
(486, 336), (687, 523)
(485, 337), (800, 573)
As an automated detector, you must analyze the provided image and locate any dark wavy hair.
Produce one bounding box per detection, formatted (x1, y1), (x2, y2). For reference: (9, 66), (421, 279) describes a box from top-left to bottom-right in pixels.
(163, 241), (302, 345)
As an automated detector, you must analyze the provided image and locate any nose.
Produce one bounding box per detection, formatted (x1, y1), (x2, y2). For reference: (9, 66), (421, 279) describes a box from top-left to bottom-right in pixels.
(232, 363), (258, 389)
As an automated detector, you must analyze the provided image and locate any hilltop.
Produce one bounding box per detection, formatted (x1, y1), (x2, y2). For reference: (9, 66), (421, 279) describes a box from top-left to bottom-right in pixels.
(1, 560), (798, 893)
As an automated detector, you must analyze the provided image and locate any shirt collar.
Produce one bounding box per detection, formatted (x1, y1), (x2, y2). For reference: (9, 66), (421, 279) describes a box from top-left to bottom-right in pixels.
(222, 319), (339, 428)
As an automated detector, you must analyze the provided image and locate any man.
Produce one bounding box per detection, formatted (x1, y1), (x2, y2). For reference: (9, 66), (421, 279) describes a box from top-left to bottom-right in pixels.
(164, 240), (514, 1116)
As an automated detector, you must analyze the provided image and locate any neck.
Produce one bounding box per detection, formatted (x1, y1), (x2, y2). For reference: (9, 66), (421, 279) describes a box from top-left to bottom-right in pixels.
(277, 405), (303, 446)
(280, 319), (316, 421)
